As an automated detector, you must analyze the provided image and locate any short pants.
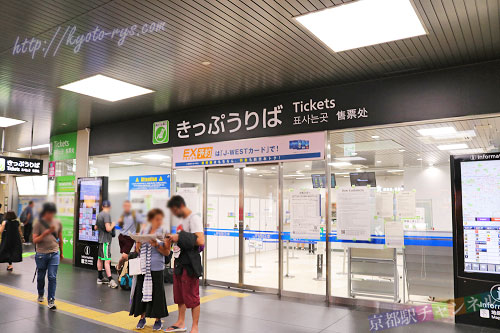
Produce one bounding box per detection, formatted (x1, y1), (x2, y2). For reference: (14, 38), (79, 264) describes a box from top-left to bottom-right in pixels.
(118, 234), (135, 254)
(98, 242), (111, 261)
(173, 269), (200, 308)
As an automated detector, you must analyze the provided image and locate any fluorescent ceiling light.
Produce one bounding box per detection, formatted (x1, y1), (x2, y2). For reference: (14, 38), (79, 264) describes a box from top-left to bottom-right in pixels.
(334, 156), (366, 162)
(17, 143), (50, 151)
(438, 143), (468, 151)
(371, 136), (380, 139)
(0, 116), (25, 128)
(59, 74), (154, 102)
(296, 0), (426, 52)
(141, 154), (168, 160)
(112, 161), (144, 166)
(335, 172), (350, 175)
(450, 148), (486, 155)
(243, 167), (257, 172)
(430, 130), (476, 140)
(418, 127), (456, 137)
(329, 162), (352, 167)
(388, 169), (404, 173)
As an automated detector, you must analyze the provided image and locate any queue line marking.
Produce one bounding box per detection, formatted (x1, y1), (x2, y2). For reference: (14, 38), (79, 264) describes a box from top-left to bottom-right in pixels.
(0, 284), (248, 332)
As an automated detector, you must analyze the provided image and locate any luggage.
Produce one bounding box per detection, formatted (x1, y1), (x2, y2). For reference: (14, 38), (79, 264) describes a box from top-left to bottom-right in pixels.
(118, 260), (133, 290)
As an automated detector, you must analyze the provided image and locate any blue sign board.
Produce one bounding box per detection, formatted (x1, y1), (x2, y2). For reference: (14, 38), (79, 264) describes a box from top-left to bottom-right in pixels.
(129, 174), (170, 191)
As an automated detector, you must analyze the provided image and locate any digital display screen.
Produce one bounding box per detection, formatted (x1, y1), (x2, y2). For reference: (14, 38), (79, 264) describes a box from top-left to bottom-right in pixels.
(78, 179), (102, 242)
(461, 160), (500, 274)
(350, 172), (376, 187)
(311, 174), (336, 188)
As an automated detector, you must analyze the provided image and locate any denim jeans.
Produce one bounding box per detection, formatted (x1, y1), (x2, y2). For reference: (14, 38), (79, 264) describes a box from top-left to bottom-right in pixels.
(35, 252), (60, 301)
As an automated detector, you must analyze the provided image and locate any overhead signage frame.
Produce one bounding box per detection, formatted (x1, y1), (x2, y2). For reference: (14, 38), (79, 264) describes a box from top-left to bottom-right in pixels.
(172, 132), (325, 168)
(0, 156), (43, 175)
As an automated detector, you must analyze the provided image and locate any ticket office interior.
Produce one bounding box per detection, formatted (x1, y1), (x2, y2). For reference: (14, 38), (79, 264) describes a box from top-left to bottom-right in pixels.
(89, 114), (500, 305)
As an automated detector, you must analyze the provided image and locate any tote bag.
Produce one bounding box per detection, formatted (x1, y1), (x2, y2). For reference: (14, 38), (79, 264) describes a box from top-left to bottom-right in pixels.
(128, 257), (142, 276)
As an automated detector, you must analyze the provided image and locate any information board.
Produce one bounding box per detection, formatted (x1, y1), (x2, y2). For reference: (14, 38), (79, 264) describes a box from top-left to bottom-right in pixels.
(78, 178), (103, 242)
(451, 154), (500, 329)
(461, 160), (500, 275)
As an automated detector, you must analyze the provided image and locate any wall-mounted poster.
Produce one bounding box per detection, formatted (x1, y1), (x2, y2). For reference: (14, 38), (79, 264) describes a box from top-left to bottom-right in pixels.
(337, 187), (371, 241)
(290, 190), (321, 240)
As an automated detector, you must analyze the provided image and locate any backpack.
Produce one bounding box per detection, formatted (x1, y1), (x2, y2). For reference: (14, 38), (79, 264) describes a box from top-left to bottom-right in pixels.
(119, 211), (140, 233)
(20, 208), (28, 223)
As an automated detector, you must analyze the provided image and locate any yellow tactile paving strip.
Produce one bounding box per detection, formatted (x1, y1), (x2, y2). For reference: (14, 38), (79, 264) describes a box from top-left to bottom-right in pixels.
(0, 284), (248, 332)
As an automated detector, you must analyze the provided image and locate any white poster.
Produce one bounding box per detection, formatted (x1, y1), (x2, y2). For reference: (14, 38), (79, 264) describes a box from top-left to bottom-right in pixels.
(385, 221), (404, 248)
(290, 190), (321, 240)
(376, 192), (394, 218)
(337, 187), (371, 240)
(396, 191), (416, 218)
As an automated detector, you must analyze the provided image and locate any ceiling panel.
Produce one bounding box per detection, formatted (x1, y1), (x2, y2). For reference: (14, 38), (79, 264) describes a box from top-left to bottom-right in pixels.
(0, 0), (499, 153)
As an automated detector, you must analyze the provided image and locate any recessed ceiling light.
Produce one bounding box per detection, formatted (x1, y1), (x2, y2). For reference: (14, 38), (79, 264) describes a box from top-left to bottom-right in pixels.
(0, 116), (25, 128)
(371, 135), (380, 139)
(334, 156), (366, 162)
(335, 172), (350, 175)
(399, 149), (406, 152)
(259, 174), (263, 177)
(305, 165), (310, 168)
(329, 162), (352, 167)
(388, 169), (404, 173)
(219, 170), (223, 173)
(376, 161), (382, 163)
(271, 167), (276, 170)
(112, 161), (144, 166)
(18, 143), (50, 151)
(243, 167), (257, 172)
(417, 158), (423, 161)
(141, 154), (168, 160)
(201, 61), (211, 66)
(418, 127), (456, 137)
(59, 74), (154, 102)
(438, 143), (468, 151)
(296, 0), (426, 52)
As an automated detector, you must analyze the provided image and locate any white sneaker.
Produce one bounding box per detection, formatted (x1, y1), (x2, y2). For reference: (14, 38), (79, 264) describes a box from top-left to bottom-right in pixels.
(48, 299), (57, 310)
(109, 279), (118, 289)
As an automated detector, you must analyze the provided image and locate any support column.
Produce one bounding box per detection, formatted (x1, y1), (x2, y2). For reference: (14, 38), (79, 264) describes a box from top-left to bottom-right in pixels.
(75, 129), (90, 180)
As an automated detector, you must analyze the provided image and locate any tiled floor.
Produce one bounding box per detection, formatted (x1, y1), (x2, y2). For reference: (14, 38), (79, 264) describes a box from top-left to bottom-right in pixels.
(0, 253), (497, 332)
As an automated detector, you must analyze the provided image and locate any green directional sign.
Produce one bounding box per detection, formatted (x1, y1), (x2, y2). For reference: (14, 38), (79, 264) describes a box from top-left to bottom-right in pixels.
(153, 120), (169, 145)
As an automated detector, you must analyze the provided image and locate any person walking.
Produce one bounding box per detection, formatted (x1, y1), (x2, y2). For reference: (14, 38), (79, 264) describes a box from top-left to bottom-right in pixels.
(0, 211), (23, 271)
(95, 200), (118, 288)
(130, 208), (170, 331)
(165, 196), (204, 333)
(21, 201), (34, 244)
(32, 203), (62, 310)
(117, 200), (144, 271)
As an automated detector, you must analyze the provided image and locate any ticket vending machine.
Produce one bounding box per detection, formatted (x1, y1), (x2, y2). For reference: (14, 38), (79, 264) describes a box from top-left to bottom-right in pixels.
(451, 154), (500, 328)
(74, 177), (108, 269)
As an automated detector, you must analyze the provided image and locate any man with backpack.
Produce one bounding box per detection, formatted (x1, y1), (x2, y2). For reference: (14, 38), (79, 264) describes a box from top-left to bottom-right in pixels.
(95, 200), (118, 288)
(116, 200), (144, 271)
(21, 201), (34, 244)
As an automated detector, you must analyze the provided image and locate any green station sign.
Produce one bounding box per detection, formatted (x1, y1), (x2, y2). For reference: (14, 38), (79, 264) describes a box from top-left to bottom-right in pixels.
(50, 132), (77, 161)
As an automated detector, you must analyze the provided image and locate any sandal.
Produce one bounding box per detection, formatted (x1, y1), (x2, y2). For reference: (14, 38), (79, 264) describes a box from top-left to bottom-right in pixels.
(164, 326), (187, 332)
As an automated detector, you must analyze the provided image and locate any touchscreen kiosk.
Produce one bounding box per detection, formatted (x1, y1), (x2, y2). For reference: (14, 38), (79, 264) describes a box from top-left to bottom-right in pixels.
(451, 154), (500, 328)
(74, 177), (108, 269)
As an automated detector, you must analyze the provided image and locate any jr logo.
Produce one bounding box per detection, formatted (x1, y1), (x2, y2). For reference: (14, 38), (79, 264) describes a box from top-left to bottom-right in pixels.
(153, 120), (169, 145)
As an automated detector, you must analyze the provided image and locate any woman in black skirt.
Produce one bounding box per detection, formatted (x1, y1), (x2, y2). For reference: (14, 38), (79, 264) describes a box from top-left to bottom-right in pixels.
(130, 208), (171, 330)
(0, 211), (23, 271)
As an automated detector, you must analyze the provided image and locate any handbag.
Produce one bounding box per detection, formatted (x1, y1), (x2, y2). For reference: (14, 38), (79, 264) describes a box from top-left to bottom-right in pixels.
(128, 257), (142, 276)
